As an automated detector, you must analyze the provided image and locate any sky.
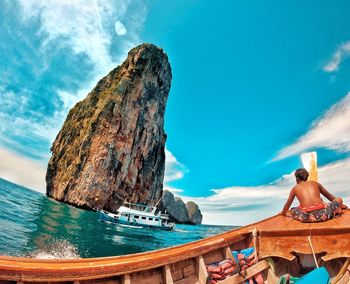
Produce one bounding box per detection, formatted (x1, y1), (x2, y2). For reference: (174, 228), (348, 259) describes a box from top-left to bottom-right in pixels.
(1, 0), (350, 225)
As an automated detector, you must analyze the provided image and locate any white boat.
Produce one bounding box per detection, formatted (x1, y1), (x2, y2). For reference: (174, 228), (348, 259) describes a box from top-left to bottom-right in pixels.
(96, 202), (175, 231)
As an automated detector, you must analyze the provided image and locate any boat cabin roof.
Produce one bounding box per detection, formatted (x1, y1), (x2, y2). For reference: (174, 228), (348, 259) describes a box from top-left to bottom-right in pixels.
(118, 206), (160, 217)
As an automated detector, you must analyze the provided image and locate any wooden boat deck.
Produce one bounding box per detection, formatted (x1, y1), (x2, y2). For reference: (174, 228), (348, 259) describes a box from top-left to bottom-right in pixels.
(255, 210), (350, 261)
(0, 209), (349, 283)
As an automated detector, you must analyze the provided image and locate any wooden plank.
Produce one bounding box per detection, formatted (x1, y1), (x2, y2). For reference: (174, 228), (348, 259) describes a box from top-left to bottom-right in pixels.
(259, 232), (350, 261)
(183, 263), (196, 278)
(259, 225), (350, 237)
(204, 249), (225, 264)
(195, 256), (208, 284)
(255, 215), (293, 232)
(1, 210), (350, 282)
(170, 265), (183, 282)
(333, 271), (349, 284)
(0, 218), (258, 282)
(328, 211), (350, 225)
(130, 269), (162, 284)
(174, 274), (198, 284)
(122, 274), (130, 284)
(222, 246), (234, 261)
(309, 217), (339, 230)
(162, 265), (174, 284)
(218, 260), (270, 284)
(80, 278), (120, 284)
(265, 269), (279, 284)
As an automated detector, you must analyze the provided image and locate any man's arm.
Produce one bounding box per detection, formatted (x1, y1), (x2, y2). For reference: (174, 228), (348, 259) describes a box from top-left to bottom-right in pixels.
(318, 182), (336, 202)
(318, 182), (347, 209)
(280, 188), (296, 215)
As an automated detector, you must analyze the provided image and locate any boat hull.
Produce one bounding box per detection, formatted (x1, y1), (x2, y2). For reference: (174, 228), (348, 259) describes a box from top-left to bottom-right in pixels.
(98, 210), (174, 231)
(1, 210), (350, 283)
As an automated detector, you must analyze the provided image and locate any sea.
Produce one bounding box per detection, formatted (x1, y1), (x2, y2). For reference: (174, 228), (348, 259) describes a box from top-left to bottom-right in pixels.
(0, 178), (235, 259)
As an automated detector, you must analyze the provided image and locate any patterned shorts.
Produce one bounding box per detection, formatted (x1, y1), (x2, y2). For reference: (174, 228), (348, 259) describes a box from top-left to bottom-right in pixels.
(290, 200), (341, 223)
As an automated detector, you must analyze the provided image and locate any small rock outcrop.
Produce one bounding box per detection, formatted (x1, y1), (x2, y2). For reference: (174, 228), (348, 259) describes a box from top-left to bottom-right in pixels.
(186, 201), (203, 224)
(46, 44), (172, 212)
(161, 190), (189, 223)
(161, 190), (202, 224)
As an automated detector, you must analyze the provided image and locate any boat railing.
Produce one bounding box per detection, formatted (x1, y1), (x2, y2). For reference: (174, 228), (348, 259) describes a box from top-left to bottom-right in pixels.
(124, 202), (155, 213)
(160, 213), (169, 219)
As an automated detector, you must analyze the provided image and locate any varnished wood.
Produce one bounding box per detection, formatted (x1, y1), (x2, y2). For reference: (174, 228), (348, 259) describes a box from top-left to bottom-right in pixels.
(195, 256), (207, 284)
(218, 260), (270, 284)
(222, 246), (235, 261)
(265, 268), (280, 284)
(0, 210), (349, 282)
(333, 271), (350, 284)
(122, 274), (130, 284)
(162, 265), (174, 284)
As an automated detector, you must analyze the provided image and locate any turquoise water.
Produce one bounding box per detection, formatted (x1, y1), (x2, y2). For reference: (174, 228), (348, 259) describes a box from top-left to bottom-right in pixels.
(0, 178), (235, 259)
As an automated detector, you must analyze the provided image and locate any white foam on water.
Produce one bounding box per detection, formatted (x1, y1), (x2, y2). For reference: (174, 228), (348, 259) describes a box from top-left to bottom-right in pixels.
(30, 239), (80, 259)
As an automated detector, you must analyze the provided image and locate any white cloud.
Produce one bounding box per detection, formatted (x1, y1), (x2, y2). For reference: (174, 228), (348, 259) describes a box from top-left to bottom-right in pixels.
(0, 0), (147, 163)
(180, 158), (350, 226)
(115, 21), (127, 36)
(163, 149), (188, 193)
(180, 90), (350, 225)
(164, 149), (186, 182)
(324, 41), (350, 72)
(274, 92), (350, 160)
(0, 88), (53, 160)
(18, 0), (124, 72)
(18, 0), (146, 115)
(0, 147), (46, 193)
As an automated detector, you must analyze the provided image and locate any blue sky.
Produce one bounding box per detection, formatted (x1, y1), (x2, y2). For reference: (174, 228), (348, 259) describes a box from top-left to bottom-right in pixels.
(1, 0), (350, 225)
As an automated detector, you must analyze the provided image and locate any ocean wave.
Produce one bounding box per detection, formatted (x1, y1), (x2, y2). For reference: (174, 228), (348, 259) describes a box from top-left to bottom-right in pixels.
(29, 239), (80, 259)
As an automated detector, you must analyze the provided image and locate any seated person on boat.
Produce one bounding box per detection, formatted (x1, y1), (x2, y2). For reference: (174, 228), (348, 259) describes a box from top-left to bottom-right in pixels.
(280, 168), (345, 222)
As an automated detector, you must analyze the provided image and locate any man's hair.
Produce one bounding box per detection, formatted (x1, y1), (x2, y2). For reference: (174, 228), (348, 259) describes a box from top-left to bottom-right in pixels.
(294, 168), (309, 181)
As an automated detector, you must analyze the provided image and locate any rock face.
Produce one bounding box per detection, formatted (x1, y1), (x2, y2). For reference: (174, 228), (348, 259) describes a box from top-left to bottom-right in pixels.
(162, 191), (189, 223)
(186, 201), (203, 225)
(161, 190), (202, 224)
(46, 44), (172, 212)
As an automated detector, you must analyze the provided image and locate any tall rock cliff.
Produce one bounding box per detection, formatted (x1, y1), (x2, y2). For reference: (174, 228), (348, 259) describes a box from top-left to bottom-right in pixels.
(46, 44), (172, 212)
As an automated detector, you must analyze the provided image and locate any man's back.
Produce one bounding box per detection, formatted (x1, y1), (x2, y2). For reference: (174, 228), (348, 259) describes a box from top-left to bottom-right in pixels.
(280, 168), (344, 222)
(294, 181), (323, 208)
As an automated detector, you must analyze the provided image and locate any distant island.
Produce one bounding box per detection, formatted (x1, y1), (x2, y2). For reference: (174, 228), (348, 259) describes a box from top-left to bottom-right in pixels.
(45, 43), (202, 224)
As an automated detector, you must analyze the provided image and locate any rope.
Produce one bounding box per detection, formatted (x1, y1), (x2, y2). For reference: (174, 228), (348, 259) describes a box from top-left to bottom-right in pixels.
(307, 235), (319, 268)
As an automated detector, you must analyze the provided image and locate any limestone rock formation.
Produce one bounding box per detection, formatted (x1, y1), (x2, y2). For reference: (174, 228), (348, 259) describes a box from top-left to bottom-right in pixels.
(161, 190), (189, 223)
(186, 201), (203, 225)
(46, 44), (172, 212)
(161, 190), (202, 224)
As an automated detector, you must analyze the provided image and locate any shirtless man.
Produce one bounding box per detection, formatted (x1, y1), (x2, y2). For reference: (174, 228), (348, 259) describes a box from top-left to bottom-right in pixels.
(280, 168), (345, 222)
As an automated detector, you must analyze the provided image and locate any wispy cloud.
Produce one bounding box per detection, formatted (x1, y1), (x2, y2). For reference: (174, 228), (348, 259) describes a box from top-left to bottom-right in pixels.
(274, 92), (350, 160)
(0, 147), (46, 193)
(18, 0), (128, 72)
(0, 0), (147, 163)
(115, 21), (127, 36)
(180, 158), (350, 225)
(163, 149), (188, 193)
(323, 41), (350, 72)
